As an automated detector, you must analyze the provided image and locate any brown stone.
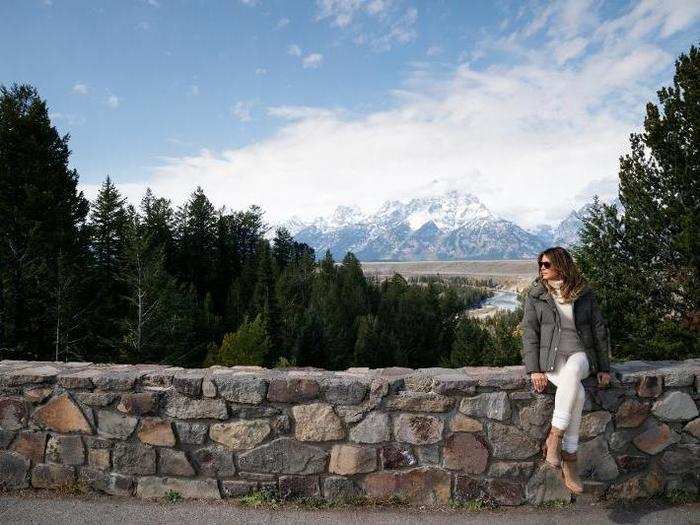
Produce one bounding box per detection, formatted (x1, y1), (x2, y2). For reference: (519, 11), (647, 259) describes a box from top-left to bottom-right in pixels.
(442, 433), (488, 474)
(485, 478), (524, 506)
(380, 443), (417, 469)
(267, 377), (320, 403)
(616, 399), (650, 428)
(616, 454), (649, 474)
(329, 444), (377, 475)
(117, 392), (159, 416)
(683, 417), (700, 438)
(608, 469), (663, 500)
(191, 445), (237, 477)
(138, 418), (176, 447)
(450, 413), (483, 433)
(393, 414), (444, 445)
(635, 376), (662, 398)
(488, 461), (535, 479)
(362, 467), (451, 505)
(453, 475), (487, 502)
(279, 475), (320, 500)
(11, 430), (47, 463)
(88, 448), (110, 470)
(209, 419), (271, 450)
(24, 387), (53, 404)
(0, 397), (27, 431)
(57, 369), (95, 389)
(632, 423), (680, 455)
(31, 393), (92, 433)
(292, 403), (345, 441)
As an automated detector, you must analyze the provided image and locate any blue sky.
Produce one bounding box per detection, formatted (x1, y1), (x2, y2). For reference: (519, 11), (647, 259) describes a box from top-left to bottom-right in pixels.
(2, 0), (699, 230)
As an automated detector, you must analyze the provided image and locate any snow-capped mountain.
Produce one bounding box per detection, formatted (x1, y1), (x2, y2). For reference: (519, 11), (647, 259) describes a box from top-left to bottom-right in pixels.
(273, 190), (622, 261)
(278, 190), (545, 261)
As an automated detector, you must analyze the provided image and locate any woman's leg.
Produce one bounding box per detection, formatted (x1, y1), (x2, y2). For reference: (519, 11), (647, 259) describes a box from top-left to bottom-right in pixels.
(561, 353), (589, 452)
(546, 352), (589, 433)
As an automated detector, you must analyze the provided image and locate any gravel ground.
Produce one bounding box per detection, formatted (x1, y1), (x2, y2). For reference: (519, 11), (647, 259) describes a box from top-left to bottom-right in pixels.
(1, 490), (698, 525)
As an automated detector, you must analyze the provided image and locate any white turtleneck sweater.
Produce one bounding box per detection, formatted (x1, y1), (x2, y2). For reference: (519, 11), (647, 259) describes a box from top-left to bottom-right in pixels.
(548, 279), (586, 357)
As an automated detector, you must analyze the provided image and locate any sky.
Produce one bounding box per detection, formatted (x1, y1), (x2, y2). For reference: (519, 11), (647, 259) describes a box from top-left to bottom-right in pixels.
(2, 0), (699, 231)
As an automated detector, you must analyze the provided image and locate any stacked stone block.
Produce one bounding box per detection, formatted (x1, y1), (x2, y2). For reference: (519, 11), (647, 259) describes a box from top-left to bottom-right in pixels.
(0, 359), (698, 505)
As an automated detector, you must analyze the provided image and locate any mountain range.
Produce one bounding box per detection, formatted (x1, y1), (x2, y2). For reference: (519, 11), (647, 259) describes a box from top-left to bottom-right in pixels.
(274, 190), (622, 261)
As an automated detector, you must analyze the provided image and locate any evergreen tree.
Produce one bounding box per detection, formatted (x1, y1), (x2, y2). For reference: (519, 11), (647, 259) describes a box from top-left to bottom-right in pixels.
(215, 313), (270, 366)
(0, 83), (90, 359)
(573, 45), (700, 360)
(87, 175), (130, 359)
(252, 239), (284, 365)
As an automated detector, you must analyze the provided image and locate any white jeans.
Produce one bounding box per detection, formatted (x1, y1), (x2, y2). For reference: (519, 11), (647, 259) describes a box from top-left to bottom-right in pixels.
(545, 351), (589, 453)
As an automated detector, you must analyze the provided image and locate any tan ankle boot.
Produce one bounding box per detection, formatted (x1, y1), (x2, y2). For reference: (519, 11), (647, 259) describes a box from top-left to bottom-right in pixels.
(561, 450), (584, 494)
(542, 425), (565, 468)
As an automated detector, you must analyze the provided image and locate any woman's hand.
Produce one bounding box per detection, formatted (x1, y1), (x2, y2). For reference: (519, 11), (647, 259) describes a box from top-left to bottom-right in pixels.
(530, 372), (548, 393)
(597, 372), (611, 388)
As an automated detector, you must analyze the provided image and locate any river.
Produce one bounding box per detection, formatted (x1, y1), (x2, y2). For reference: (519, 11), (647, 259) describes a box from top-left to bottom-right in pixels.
(466, 290), (521, 319)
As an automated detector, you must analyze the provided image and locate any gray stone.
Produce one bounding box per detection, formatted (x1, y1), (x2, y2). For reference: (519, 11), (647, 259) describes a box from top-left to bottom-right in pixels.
(393, 414), (443, 445)
(31, 463), (75, 489)
(615, 399), (650, 428)
(485, 478), (525, 506)
(485, 421), (539, 459)
(159, 448), (195, 477)
(4, 365), (59, 386)
(174, 421), (208, 444)
(414, 444), (441, 465)
(57, 369), (95, 389)
(684, 418), (700, 438)
(459, 391), (511, 421)
(651, 391), (699, 422)
(321, 377), (367, 405)
(349, 411), (390, 444)
(0, 429), (14, 448)
(164, 395), (227, 420)
(74, 392), (118, 407)
(593, 388), (625, 411)
(517, 396), (553, 439)
(45, 434), (84, 465)
(136, 476), (221, 499)
(112, 442), (156, 476)
(659, 444), (700, 474)
(431, 375), (477, 396)
(577, 435), (619, 481)
(0, 450), (29, 489)
(213, 373), (267, 404)
(191, 445), (236, 477)
(23, 387), (53, 404)
(323, 476), (362, 501)
(202, 378), (217, 398)
(383, 392), (454, 412)
(96, 410), (138, 439)
(93, 370), (142, 391)
(525, 464), (572, 505)
(221, 479), (258, 498)
(0, 397), (28, 430)
(11, 430), (47, 463)
(78, 468), (133, 496)
(488, 461), (535, 479)
(579, 411), (612, 438)
(116, 392), (160, 416)
(238, 437), (328, 475)
(173, 369), (205, 397)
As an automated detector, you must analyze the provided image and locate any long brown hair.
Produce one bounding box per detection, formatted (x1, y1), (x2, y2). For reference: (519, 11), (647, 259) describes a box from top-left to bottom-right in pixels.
(537, 246), (587, 303)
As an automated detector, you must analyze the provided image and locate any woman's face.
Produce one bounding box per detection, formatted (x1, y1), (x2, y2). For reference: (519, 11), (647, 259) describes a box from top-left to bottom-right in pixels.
(539, 254), (561, 280)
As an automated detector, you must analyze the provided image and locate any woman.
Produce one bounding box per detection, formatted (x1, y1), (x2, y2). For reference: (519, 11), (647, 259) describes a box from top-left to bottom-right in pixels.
(520, 246), (612, 494)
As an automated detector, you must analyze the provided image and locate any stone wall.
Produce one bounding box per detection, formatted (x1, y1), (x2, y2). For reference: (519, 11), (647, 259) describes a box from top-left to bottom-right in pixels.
(0, 359), (698, 506)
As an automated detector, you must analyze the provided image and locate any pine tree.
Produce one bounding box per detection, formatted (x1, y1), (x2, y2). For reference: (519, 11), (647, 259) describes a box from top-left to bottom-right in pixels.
(0, 83), (90, 359)
(216, 313), (270, 366)
(87, 175), (130, 359)
(573, 45), (700, 360)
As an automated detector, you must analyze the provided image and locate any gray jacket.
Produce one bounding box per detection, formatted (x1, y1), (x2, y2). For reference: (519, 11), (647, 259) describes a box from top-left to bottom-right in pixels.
(520, 276), (611, 375)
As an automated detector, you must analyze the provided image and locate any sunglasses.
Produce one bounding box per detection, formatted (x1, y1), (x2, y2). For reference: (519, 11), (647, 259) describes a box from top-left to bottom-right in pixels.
(539, 261), (552, 269)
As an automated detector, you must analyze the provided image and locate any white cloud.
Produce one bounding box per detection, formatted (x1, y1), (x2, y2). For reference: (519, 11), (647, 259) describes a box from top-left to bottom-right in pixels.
(106, 93), (120, 108)
(239, 0), (260, 5)
(426, 45), (442, 57)
(189, 85), (200, 96)
(287, 44), (302, 56)
(314, 0), (418, 51)
(71, 83), (89, 95)
(230, 101), (253, 122)
(49, 113), (86, 126)
(135, 21), (150, 31)
(276, 17), (290, 29)
(255, 67), (268, 75)
(99, 0), (700, 230)
(302, 53), (324, 69)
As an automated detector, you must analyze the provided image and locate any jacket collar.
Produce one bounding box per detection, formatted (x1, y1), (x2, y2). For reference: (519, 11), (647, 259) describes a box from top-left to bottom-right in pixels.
(527, 276), (592, 301)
